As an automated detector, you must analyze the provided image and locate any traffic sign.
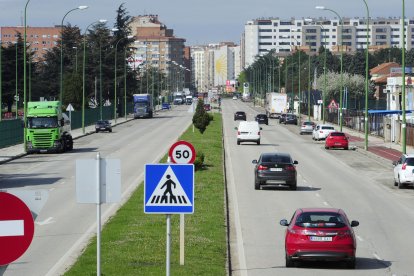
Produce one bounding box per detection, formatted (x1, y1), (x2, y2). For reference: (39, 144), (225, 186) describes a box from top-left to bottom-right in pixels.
(168, 140), (196, 164)
(0, 192), (35, 266)
(144, 164), (194, 214)
(66, 103), (75, 112)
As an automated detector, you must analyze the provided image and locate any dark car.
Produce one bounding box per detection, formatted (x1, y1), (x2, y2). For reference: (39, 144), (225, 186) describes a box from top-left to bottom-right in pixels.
(95, 120), (112, 133)
(252, 152), (298, 190)
(234, 111), (247, 121)
(284, 114), (298, 125)
(280, 208), (359, 268)
(255, 113), (268, 125)
(162, 103), (171, 110)
(279, 113), (287, 124)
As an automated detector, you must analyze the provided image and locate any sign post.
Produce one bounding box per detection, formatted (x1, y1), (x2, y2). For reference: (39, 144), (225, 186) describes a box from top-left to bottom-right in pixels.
(0, 192), (35, 266)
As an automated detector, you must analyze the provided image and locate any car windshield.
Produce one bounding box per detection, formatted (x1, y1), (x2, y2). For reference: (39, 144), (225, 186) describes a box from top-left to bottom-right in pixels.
(295, 212), (346, 228)
(322, 126), (334, 130)
(331, 132), (345, 136)
(261, 155), (291, 163)
(405, 158), (414, 166)
(28, 117), (58, 128)
(304, 122), (313, 125)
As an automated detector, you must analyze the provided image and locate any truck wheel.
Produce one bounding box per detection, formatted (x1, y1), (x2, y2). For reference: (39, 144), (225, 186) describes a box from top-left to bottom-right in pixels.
(67, 136), (73, 151)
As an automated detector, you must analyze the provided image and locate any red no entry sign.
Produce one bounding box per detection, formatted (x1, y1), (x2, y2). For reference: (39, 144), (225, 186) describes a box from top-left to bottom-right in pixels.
(0, 192), (35, 266)
(168, 141), (196, 164)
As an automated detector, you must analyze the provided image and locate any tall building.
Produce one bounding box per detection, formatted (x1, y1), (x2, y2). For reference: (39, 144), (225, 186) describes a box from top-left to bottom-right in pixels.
(129, 15), (186, 77)
(1, 26), (61, 60)
(243, 17), (414, 68)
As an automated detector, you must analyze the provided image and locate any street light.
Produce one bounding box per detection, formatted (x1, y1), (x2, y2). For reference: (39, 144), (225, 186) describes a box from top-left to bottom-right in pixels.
(73, 46), (78, 72)
(60, 5), (88, 104)
(23, 0), (31, 151)
(361, 0), (370, 150)
(402, 0), (407, 154)
(114, 35), (133, 123)
(0, 41), (2, 121)
(82, 19), (107, 134)
(316, 6), (344, 131)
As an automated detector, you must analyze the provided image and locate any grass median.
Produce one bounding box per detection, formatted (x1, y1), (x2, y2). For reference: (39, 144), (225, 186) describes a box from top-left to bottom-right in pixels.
(66, 113), (226, 275)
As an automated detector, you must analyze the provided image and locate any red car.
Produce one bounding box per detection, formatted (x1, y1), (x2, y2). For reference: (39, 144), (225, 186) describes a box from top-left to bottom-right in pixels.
(325, 132), (349, 150)
(280, 208), (359, 268)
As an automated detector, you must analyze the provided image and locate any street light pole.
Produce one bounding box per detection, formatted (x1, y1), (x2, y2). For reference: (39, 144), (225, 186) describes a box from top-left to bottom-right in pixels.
(402, 0), (406, 154)
(316, 6), (344, 131)
(362, 0), (370, 150)
(60, 6), (88, 104)
(15, 42), (18, 119)
(82, 19), (107, 134)
(0, 41), (2, 121)
(23, 0), (31, 150)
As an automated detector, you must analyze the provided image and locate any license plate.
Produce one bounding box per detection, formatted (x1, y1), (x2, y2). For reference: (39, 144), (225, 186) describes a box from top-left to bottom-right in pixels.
(334, 143), (341, 145)
(270, 168), (282, 172)
(310, 236), (332, 242)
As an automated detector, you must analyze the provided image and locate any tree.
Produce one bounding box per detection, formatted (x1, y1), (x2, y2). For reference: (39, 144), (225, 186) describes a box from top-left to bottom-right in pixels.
(192, 99), (211, 134)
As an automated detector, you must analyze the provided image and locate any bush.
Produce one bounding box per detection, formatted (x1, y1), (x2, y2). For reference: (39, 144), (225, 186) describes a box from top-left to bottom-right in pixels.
(193, 151), (205, 171)
(192, 99), (211, 133)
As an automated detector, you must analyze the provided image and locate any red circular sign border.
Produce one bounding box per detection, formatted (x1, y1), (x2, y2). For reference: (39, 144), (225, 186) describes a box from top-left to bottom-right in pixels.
(168, 140), (196, 164)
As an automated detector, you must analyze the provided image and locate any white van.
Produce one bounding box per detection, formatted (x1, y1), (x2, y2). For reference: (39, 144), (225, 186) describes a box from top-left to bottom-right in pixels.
(236, 121), (261, 145)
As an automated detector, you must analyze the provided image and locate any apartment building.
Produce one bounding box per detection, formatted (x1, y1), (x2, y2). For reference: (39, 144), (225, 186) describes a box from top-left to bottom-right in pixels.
(243, 17), (414, 68)
(0, 26), (61, 60)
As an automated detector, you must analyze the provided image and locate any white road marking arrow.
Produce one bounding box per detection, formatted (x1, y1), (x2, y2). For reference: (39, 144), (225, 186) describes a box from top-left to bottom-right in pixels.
(0, 220), (24, 236)
(35, 217), (54, 226)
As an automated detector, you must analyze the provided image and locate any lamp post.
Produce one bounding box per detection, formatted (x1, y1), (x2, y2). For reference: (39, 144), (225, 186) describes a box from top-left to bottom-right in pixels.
(23, 0), (30, 150)
(361, 0), (370, 150)
(124, 47), (128, 120)
(292, 37), (301, 121)
(114, 35), (133, 123)
(73, 46), (78, 72)
(402, 0), (406, 154)
(0, 41), (2, 121)
(15, 42), (18, 119)
(60, 6), (88, 104)
(82, 19), (107, 134)
(316, 6), (344, 131)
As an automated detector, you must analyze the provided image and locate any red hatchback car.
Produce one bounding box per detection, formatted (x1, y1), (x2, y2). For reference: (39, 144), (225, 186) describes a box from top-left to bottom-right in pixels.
(325, 132), (349, 150)
(280, 208), (359, 268)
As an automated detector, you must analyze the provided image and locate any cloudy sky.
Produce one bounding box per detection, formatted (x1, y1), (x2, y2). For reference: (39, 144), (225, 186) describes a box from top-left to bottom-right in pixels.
(0, 0), (411, 45)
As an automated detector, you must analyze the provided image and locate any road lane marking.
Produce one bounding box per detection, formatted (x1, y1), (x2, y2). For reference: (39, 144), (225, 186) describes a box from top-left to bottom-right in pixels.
(323, 201), (329, 206)
(0, 220), (24, 236)
(357, 235), (363, 242)
(315, 193), (321, 197)
(35, 217), (54, 226)
(373, 253), (382, 260)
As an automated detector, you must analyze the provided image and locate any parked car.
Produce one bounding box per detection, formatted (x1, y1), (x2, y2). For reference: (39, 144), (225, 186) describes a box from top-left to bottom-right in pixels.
(95, 120), (112, 133)
(279, 113), (287, 124)
(284, 114), (298, 125)
(280, 208), (359, 268)
(255, 113), (268, 125)
(252, 152), (298, 190)
(162, 103), (171, 110)
(203, 104), (211, 111)
(234, 111), (247, 121)
(300, 121), (315, 135)
(325, 132), (349, 150)
(232, 95), (238, 100)
(312, 124), (335, 140)
(393, 153), (414, 189)
(236, 121), (261, 145)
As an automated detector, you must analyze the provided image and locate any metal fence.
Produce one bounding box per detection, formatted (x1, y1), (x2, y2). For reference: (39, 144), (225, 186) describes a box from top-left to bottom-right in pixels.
(0, 119), (23, 148)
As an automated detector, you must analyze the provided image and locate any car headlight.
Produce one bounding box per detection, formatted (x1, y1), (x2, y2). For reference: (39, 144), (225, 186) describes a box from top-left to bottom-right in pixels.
(27, 141), (33, 149)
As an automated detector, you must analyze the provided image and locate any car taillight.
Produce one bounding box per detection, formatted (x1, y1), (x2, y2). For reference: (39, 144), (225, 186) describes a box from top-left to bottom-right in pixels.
(319, 130), (323, 133)
(402, 163), (407, 170)
(336, 230), (353, 240)
(285, 165), (296, 171)
(301, 124), (305, 127)
(258, 165), (268, 171)
(238, 131), (241, 135)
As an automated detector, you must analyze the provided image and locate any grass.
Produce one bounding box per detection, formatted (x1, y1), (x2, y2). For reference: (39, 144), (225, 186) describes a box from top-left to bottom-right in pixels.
(65, 113), (226, 276)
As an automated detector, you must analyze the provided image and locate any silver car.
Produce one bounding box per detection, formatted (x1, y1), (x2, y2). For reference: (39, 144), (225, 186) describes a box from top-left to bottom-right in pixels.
(393, 154), (414, 189)
(300, 121), (315, 135)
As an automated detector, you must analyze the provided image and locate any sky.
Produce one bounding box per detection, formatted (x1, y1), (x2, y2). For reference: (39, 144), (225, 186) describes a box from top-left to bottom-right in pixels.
(0, 0), (412, 46)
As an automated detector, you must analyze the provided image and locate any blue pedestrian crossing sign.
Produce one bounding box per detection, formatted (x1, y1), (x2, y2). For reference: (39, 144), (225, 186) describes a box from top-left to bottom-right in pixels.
(145, 164), (194, 214)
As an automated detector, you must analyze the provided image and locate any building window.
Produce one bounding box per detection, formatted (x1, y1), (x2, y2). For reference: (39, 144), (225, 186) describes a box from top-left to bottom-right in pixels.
(376, 28), (387, 33)
(306, 29), (317, 33)
(342, 35), (352, 40)
(297, 22), (302, 27)
(273, 22), (278, 26)
(258, 21), (272, 25)
(343, 42), (352, 46)
(376, 35), (387, 39)
(259, 29), (272, 32)
(280, 21), (292, 25)
(391, 35), (400, 38)
(279, 29), (290, 32)
(259, 36), (272, 39)
(279, 42), (290, 45)
(259, 42), (272, 45)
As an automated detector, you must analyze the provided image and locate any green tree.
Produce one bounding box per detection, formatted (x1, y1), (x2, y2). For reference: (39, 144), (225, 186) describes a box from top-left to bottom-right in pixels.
(62, 73), (83, 109)
(192, 99), (211, 134)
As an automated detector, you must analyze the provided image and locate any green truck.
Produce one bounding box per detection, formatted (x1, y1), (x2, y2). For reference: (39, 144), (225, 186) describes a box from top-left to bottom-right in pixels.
(25, 101), (73, 153)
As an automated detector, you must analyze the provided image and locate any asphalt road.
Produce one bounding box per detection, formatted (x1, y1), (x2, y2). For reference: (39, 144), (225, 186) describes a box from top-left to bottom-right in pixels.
(0, 105), (193, 276)
(223, 99), (414, 276)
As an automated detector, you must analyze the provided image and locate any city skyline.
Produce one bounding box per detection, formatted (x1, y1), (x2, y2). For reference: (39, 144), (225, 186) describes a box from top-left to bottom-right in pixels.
(0, 0), (412, 46)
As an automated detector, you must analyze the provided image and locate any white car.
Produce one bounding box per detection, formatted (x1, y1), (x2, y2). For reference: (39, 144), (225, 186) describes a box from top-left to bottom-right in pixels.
(232, 96), (238, 100)
(236, 121), (261, 145)
(312, 124), (335, 140)
(393, 154), (414, 189)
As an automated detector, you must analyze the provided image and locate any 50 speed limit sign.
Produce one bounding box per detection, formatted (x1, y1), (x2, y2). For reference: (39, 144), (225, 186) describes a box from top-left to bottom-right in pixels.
(168, 140), (196, 164)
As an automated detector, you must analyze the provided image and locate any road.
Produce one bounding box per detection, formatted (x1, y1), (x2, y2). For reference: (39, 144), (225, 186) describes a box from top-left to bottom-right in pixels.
(0, 105), (193, 276)
(223, 99), (414, 276)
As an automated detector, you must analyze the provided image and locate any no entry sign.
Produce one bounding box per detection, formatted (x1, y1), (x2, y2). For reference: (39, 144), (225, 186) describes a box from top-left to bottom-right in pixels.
(0, 192), (35, 266)
(168, 141), (196, 164)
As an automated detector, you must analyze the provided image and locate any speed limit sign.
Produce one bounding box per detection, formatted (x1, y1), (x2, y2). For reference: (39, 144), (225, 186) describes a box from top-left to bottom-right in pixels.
(168, 140), (196, 164)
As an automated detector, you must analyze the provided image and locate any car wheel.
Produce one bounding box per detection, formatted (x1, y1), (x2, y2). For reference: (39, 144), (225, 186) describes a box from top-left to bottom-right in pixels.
(285, 253), (294, 267)
(254, 180), (260, 190)
(96, 130), (99, 133)
(288, 181), (297, 190)
(345, 258), (356, 269)
(257, 140), (260, 145)
(109, 129), (112, 132)
(325, 146), (329, 150)
(237, 140), (240, 145)
(398, 176), (404, 189)
(394, 177), (398, 186)
(344, 146), (348, 150)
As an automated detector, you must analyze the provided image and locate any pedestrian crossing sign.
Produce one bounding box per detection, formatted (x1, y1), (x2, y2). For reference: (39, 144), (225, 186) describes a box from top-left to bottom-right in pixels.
(144, 164), (194, 214)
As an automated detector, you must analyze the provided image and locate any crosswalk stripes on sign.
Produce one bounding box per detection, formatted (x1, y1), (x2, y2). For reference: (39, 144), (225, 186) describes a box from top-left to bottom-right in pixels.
(146, 166), (191, 207)
(144, 164), (194, 214)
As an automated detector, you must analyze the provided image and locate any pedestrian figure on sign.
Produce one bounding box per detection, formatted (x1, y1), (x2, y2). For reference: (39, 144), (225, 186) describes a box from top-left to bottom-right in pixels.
(160, 174), (177, 203)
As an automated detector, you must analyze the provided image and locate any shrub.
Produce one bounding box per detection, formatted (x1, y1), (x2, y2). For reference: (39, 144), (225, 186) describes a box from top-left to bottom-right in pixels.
(193, 151), (205, 171)
(192, 99), (211, 133)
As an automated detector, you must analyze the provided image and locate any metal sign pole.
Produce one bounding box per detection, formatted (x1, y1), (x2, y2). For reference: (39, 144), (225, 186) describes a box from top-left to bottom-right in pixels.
(166, 214), (171, 276)
(96, 152), (101, 276)
(180, 214), (185, 265)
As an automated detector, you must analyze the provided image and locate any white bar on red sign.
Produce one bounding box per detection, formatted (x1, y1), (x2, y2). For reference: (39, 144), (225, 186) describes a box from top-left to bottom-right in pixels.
(0, 220), (24, 237)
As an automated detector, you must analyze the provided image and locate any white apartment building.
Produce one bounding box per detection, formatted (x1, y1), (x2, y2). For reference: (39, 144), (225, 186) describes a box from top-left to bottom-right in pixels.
(243, 17), (414, 68)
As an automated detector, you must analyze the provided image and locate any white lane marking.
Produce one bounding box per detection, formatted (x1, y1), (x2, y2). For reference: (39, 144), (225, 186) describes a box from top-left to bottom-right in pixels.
(0, 220), (24, 236)
(357, 235), (364, 242)
(373, 253), (382, 260)
(35, 217), (54, 226)
(323, 201), (329, 206)
(315, 193), (321, 197)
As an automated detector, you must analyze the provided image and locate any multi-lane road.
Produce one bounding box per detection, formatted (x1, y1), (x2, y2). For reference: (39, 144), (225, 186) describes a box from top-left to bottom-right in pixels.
(223, 99), (414, 276)
(0, 105), (193, 276)
(1, 99), (414, 276)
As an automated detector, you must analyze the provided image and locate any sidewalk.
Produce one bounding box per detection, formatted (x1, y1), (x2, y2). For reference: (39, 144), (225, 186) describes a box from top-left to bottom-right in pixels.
(0, 116), (133, 165)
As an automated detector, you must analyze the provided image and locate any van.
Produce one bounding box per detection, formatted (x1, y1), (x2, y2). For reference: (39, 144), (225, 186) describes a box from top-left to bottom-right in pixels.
(236, 121), (261, 145)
